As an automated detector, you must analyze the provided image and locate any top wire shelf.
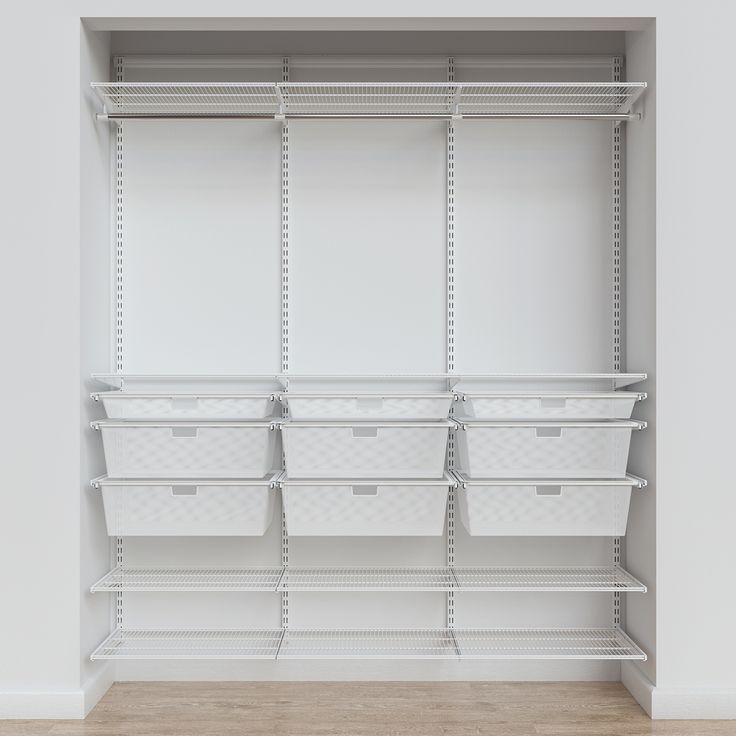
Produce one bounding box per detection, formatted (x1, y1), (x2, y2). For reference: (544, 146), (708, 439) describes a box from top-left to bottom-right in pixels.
(92, 81), (646, 121)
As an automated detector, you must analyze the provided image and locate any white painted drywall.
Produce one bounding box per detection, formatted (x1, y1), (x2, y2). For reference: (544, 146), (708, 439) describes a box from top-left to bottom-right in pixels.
(79, 23), (115, 708)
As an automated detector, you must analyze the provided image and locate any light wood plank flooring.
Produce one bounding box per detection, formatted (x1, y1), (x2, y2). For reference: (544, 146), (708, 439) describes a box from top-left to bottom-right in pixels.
(1, 682), (734, 736)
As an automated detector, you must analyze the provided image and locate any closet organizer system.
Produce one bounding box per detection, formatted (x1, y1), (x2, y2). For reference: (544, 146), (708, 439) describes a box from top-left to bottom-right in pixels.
(87, 57), (649, 661)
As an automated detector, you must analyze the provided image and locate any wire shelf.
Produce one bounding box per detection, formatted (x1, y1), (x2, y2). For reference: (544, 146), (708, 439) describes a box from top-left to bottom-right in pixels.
(91, 628), (645, 660)
(452, 566), (646, 592)
(279, 567), (457, 591)
(90, 565), (645, 593)
(92, 82), (646, 119)
(90, 567), (284, 593)
(278, 629), (460, 659)
(281, 82), (646, 117)
(91, 82), (279, 116)
(90, 629), (283, 659)
(453, 628), (645, 660)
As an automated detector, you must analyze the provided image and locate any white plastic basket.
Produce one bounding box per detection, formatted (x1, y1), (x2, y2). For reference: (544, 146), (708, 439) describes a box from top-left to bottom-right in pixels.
(281, 475), (453, 536)
(281, 421), (451, 479)
(454, 420), (645, 479)
(455, 392), (644, 420)
(92, 420), (278, 478)
(92, 392), (277, 419)
(456, 474), (645, 536)
(282, 393), (454, 420)
(93, 475), (277, 536)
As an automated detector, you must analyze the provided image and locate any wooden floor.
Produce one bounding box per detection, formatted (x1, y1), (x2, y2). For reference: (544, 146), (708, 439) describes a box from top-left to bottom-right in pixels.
(1, 682), (734, 736)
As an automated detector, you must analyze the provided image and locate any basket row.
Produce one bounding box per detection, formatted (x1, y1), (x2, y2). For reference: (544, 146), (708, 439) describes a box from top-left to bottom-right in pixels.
(93, 474), (645, 538)
(91, 419), (645, 479)
(92, 390), (645, 420)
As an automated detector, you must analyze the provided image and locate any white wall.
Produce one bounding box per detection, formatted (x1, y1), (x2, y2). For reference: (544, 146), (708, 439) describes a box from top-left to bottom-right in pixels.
(650, 5), (736, 718)
(79, 24), (115, 710)
(0, 9), (84, 721)
(2, 0), (736, 721)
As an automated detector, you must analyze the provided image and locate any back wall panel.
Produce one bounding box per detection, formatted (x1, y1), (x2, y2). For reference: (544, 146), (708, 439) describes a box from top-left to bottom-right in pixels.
(454, 120), (613, 373)
(288, 120), (446, 374)
(122, 120), (282, 373)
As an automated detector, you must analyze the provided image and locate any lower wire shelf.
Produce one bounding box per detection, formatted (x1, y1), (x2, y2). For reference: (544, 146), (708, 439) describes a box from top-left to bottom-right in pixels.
(90, 627), (645, 661)
(91, 629), (283, 660)
(91, 565), (646, 593)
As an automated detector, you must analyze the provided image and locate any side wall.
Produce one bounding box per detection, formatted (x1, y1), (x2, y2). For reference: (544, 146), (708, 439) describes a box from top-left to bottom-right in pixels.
(79, 25), (115, 714)
(649, 3), (736, 718)
(621, 19), (657, 690)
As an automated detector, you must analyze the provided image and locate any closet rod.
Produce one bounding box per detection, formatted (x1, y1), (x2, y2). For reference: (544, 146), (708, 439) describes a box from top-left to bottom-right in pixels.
(96, 112), (639, 122)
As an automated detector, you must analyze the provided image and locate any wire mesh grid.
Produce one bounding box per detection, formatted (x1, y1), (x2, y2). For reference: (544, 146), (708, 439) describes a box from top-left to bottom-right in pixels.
(454, 628), (645, 660)
(90, 567), (284, 592)
(92, 82), (280, 115)
(277, 629), (460, 659)
(279, 83), (456, 114)
(91, 629), (283, 659)
(453, 566), (645, 592)
(90, 627), (645, 660)
(92, 82), (645, 118)
(90, 565), (644, 593)
(457, 83), (645, 115)
(279, 567), (457, 591)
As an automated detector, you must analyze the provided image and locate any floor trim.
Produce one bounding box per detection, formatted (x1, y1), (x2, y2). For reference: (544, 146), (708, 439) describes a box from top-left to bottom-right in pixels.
(0, 664), (113, 720)
(623, 663), (736, 719)
(83, 665), (114, 717)
(0, 691), (85, 720)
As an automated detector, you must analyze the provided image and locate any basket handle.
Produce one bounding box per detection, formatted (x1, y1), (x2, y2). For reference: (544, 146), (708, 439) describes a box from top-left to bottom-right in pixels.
(356, 398), (383, 411)
(352, 427), (378, 438)
(171, 486), (198, 496)
(535, 427), (562, 438)
(540, 398), (566, 409)
(535, 485), (562, 496)
(352, 485), (378, 496)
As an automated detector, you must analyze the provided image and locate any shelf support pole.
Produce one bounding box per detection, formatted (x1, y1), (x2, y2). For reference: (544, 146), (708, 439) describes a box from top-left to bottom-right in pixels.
(280, 56), (290, 632)
(612, 55), (624, 630)
(446, 57), (457, 631)
(113, 54), (125, 632)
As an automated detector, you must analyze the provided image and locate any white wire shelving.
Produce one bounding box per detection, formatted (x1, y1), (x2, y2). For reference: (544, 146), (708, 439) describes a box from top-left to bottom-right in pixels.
(92, 82), (646, 121)
(90, 567), (284, 593)
(90, 565), (645, 593)
(451, 566), (645, 592)
(450, 628), (645, 660)
(91, 629), (283, 660)
(279, 567), (456, 591)
(90, 627), (645, 660)
(90, 372), (647, 390)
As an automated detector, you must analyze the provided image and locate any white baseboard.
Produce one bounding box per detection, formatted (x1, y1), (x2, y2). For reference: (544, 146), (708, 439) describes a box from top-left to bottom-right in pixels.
(0, 664), (113, 720)
(621, 662), (654, 716)
(82, 664), (114, 717)
(0, 691), (85, 720)
(623, 663), (736, 719)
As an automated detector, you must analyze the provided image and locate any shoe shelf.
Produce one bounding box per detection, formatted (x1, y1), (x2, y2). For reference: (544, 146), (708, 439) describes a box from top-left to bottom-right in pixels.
(91, 627), (645, 661)
(91, 629), (283, 660)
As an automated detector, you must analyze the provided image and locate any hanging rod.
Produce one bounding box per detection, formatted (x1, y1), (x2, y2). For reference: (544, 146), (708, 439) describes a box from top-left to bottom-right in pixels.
(96, 112), (640, 122)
